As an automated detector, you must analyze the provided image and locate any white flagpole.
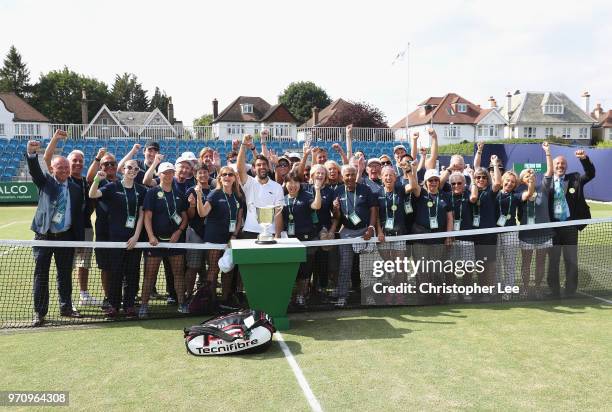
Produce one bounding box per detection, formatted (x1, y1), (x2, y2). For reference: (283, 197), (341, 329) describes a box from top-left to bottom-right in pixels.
(404, 42), (410, 142)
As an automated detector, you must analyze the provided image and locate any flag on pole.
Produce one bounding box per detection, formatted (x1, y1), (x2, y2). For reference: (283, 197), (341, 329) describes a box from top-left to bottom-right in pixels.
(392, 43), (409, 65)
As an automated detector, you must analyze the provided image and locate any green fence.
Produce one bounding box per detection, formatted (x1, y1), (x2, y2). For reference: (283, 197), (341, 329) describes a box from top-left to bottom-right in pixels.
(0, 182), (38, 203)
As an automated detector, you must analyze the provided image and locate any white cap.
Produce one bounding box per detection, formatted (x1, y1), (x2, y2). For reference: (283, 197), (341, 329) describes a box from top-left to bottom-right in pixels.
(367, 158), (381, 166)
(423, 169), (440, 181)
(176, 151), (197, 166)
(158, 162), (176, 174)
(287, 152), (302, 160)
(393, 144), (407, 153)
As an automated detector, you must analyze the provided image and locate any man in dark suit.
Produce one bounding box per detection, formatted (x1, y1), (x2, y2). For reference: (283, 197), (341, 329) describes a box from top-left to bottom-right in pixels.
(26, 139), (85, 326)
(547, 149), (595, 298)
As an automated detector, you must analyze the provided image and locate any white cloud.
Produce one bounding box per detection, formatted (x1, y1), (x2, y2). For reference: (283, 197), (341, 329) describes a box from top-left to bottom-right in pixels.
(1, 0), (611, 124)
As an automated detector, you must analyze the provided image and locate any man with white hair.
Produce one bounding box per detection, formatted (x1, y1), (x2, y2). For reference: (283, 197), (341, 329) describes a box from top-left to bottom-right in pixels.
(43, 130), (100, 306)
(26, 136), (85, 326)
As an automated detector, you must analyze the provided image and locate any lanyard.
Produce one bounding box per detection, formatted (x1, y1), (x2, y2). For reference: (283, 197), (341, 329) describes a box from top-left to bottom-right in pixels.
(474, 190), (485, 216)
(162, 188), (177, 220)
(286, 195), (298, 220)
(120, 181), (137, 218)
(384, 190), (396, 219)
(426, 192), (439, 219)
(344, 187), (358, 215)
(498, 191), (513, 217)
(223, 192), (238, 221)
(70, 176), (87, 210)
(452, 192), (464, 221)
(528, 195), (536, 218)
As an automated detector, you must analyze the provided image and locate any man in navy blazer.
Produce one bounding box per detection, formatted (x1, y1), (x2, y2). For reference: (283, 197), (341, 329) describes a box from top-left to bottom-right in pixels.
(547, 149), (595, 298)
(26, 139), (85, 326)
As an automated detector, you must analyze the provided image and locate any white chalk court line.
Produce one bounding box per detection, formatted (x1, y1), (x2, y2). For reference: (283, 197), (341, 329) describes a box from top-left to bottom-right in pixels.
(0, 220), (29, 230)
(276, 332), (323, 412)
(577, 291), (612, 304)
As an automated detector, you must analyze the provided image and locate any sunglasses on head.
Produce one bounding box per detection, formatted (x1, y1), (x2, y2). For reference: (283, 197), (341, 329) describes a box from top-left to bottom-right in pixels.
(101, 161), (117, 167)
(221, 172), (235, 177)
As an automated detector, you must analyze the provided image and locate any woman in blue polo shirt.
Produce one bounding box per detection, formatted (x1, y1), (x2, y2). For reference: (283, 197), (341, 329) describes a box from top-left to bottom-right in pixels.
(141, 162), (189, 317)
(469, 156), (502, 300)
(412, 168), (453, 303)
(89, 159), (146, 319)
(275, 172), (322, 306)
(196, 166), (243, 304)
(495, 170), (535, 299)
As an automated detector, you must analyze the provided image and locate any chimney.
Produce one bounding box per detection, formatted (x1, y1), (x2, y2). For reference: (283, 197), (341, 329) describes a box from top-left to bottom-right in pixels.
(81, 89), (88, 124)
(167, 96), (174, 124)
(488, 96), (497, 108)
(212, 98), (219, 119)
(592, 103), (604, 121)
(581, 91), (591, 114)
(312, 107), (320, 126)
(506, 92), (512, 117)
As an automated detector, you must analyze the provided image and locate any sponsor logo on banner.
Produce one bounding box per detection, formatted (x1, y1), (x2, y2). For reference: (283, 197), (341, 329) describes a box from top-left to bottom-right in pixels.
(0, 182), (38, 203)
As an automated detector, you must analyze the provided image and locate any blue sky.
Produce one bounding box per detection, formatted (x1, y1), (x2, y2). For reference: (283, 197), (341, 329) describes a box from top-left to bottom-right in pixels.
(1, 0), (611, 125)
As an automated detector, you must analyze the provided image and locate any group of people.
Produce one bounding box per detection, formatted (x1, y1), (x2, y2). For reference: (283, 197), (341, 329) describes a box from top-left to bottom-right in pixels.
(26, 126), (595, 326)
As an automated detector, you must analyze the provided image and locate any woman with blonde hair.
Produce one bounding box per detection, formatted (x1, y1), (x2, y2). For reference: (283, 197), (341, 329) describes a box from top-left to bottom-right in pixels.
(324, 160), (343, 191)
(195, 166), (244, 303)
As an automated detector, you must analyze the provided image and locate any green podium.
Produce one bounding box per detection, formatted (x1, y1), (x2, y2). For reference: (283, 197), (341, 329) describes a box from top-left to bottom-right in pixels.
(230, 238), (305, 330)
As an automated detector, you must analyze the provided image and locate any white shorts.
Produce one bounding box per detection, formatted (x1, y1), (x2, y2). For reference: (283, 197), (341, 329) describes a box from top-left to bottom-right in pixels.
(73, 228), (94, 268)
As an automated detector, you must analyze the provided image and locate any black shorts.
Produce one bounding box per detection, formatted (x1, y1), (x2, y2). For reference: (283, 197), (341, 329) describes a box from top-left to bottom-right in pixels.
(145, 235), (186, 258)
(95, 232), (112, 270)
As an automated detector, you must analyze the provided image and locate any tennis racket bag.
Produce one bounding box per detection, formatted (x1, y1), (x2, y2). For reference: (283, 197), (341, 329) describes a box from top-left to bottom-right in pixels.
(184, 309), (275, 356)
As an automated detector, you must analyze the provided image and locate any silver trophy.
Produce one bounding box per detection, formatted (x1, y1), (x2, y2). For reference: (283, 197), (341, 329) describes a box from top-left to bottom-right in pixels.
(255, 205), (282, 244)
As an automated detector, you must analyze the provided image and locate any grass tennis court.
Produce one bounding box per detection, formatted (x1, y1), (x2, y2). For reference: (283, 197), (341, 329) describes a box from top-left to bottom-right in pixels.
(1, 204), (611, 410)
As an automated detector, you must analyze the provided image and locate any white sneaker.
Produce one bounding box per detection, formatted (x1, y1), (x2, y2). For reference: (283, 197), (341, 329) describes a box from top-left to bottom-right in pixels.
(138, 304), (149, 319)
(79, 294), (102, 306)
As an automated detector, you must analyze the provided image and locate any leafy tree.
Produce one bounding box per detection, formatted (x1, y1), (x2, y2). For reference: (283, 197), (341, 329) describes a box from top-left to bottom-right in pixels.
(278, 81), (331, 124)
(0, 45), (31, 98)
(193, 113), (214, 126)
(29, 67), (110, 123)
(149, 87), (170, 112)
(110, 73), (148, 111)
(326, 101), (388, 128)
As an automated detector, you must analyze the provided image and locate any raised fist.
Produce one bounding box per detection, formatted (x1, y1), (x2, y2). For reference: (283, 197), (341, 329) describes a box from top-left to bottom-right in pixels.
(427, 128), (436, 137)
(477, 141), (484, 152)
(333, 197), (340, 211)
(132, 143), (142, 152)
(232, 139), (240, 151)
(411, 132), (419, 140)
(154, 153), (165, 164)
(575, 149), (586, 159)
(490, 155), (499, 166)
(96, 147), (107, 159)
(242, 134), (253, 145)
(96, 170), (107, 180)
(541, 141), (550, 153)
(27, 140), (40, 155)
(52, 129), (68, 140)
(419, 146), (427, 155)
(313, 178), (323, 190)
(332, 143), (342, 152)
(188, 193), (196, 206)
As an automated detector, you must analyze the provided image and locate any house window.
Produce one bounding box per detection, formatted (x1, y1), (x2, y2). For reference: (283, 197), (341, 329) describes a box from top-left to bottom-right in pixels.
(561, 127), (571, 138)
(523, 127), (536, 138)
(444, 125), (459, 138)
(545, 127), (554, 138)
(241, 104), (253, 114)
(608, 128), (612, 140)
(543, 104), (564, 114)
(457, 103), (467, 113)
(446, 107), (455, 115)
(477, 125), (499, 138)
(227, 124), (245, 135)
(272, 124), (290, 137)
(0, 124), (4, 135)
(101, 118), (109, 126)
(579, 127), (588, 139)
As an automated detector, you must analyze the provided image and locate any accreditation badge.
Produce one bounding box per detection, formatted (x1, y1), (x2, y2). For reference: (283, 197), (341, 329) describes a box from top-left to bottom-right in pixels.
(125, 216), (136, 229)
(385, 217), (394, 230)
(429, 217), (439, 229)
(348, 212), (362, 225)
(404, 201), (413, 214)
(496, 215), (507, 227)
(453, 219), (461, 231)
(527, 216), (536, 225)
(171, 212), (182, 225)
(288, 222), (295, 236)
(51, 212), (64, 224)
(228, 219), (236, 232)
(473, 215), (480, 227)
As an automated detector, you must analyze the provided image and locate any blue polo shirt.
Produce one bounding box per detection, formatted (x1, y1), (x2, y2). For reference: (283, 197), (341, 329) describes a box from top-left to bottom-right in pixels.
(413, 190), (452, 231)
(185, 186), (210, 239)
(442, 174), (472, 193)
(153, 176), (195, 196)
(471, 186), (497, 228)
(449, 188), (473, 230)
(377, 187), (407, 233)
(364, 177), (383, 196)
(495, 191), (523, 227)
(203, 189), (240, 244)
(334, 183), (377, 230)
(302, 184), (334, 231)
(95, 179), (112, 239)
(99, 181), (147, 241)
(282, 190), (315, 236)
(143, 186), (187, 238)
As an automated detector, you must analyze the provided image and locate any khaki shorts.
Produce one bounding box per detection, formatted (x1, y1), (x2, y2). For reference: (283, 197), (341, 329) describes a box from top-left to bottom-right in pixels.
(73, 228), (94, 268)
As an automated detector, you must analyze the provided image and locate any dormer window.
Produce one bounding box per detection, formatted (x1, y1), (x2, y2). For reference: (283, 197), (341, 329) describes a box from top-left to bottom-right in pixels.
(447, 107), (455, 115)
(241, 103), (253, 114)
(543, 103), (564, 114)
(457, 103), (467, 113)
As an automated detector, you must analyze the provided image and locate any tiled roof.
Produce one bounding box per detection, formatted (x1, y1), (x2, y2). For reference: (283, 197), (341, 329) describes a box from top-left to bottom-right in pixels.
(501, 92), (595, 124)
(0, 92), (50, 122)
(300, 98), (355, 127)
(213, 96), (272, 123)
(392, 93), (488, 128)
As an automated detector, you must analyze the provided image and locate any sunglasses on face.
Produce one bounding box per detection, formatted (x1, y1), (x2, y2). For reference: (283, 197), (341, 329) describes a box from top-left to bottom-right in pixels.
(451, 182), (463, 186)
(277, 163), (289, 168)
(475, 175), (488, 180)
(221, 173), (235, 177)
(428, 178), (440, 183)
(101, 161), (117, 167)
(381, 161), (392, 166)
(125, 165), (139, 171)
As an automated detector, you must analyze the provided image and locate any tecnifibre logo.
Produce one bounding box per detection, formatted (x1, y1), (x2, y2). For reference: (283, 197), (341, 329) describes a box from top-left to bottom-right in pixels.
(195, 338), (259, 354)
(372, 257), (486, 278)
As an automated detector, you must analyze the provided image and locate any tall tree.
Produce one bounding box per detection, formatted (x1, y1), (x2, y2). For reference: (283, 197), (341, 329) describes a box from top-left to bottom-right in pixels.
(0, 45), (31, 98)
(110, 73), (149, 111)
(278, 81), (331, 124)
(149, 87), (170, 112)
(29, 67), (110, 123)
(193, 113), (214, 126)
(326, 101), (388, 128)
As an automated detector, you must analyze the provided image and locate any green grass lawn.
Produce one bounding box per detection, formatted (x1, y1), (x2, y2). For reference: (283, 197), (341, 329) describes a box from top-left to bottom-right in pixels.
(0, 300), (610, 411)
